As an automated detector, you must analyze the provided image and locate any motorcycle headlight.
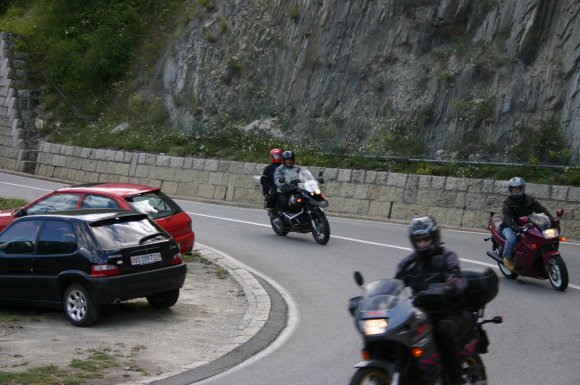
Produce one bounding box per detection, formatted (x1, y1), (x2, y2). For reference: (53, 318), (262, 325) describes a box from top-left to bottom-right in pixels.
(362, 319), (388, 336)
(543, 228), (559, 239)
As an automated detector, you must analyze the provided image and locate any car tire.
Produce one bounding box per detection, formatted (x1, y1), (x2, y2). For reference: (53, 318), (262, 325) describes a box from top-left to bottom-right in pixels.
(147, 289), (180, 308)
(63, 283), (101, 327)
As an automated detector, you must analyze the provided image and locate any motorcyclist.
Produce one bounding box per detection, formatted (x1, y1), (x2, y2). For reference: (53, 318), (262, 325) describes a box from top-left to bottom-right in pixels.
(394, 216), (471, 385)
(274, 150), (301, 216)
(501, 176), (554, 272)
(260, 148), (283, 218)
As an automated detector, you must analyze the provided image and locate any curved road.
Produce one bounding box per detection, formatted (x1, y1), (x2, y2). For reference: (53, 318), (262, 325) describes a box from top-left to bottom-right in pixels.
(1, 172), (579, 385)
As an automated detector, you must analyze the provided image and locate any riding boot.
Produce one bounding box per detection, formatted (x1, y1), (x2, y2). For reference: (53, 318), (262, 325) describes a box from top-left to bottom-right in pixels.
(502, 257), (515, 272)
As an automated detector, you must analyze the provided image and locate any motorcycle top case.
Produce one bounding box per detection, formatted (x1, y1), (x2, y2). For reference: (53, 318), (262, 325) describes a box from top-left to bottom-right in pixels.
(461, 268), (499, 308)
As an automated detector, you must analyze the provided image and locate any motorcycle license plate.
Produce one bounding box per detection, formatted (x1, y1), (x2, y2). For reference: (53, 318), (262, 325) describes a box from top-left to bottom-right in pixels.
(130, 252), (162, 266)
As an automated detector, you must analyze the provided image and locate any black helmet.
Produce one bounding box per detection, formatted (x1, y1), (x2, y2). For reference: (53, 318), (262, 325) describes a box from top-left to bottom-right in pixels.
(282, 150), (295, 161)
(408, 216), (441, 258)
(507, 176), (525, 200)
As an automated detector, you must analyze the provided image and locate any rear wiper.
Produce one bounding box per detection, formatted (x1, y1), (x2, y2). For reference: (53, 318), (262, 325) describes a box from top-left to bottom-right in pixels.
(138, 232), (168, 244)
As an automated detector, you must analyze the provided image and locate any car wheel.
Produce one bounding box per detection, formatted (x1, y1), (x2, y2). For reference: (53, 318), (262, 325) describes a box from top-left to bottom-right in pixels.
(63, 283), (100, 327)
(147, 289), (180, 308)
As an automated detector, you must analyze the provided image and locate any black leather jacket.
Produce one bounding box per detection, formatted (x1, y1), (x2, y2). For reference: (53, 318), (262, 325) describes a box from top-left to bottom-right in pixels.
(394, 248), (467, 316)
(502, 194), (552, 229)
(260, 163), (280, 195)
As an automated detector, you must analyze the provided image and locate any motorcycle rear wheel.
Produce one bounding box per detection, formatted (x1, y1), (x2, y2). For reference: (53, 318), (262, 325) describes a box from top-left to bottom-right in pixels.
(310, 210), (330, 245)
(547, 254), (568, 291)
(349, 368), (390, 385)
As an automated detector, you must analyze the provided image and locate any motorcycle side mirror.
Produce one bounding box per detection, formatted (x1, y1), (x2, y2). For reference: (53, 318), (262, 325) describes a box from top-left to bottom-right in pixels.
(556, 208), (564, 217)
(318, 171), (324, 177)
(431, 254), (447, 272)
(354, 271), (364, 287)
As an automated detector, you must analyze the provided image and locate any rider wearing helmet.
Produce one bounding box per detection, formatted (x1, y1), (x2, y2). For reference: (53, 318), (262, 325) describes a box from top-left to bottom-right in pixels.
(274, 150), (301, 216)
(260, 148), (283, 217)
(395, 216), (470, 385)
(501, 176), (553, 272)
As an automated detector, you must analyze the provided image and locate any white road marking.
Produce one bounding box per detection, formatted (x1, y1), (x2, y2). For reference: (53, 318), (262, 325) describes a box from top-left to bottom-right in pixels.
(0, 181), (52, 191)
(187, 211), (580, 291)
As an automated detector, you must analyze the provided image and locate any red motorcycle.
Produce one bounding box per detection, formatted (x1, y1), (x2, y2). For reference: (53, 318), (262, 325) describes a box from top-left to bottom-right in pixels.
(485, 208), (568, 291)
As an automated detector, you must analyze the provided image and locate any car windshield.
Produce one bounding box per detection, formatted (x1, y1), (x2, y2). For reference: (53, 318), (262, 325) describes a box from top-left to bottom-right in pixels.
(360, 279), (410, 312)
(125, 191), (181, 220)
(90, 217), (164, 249)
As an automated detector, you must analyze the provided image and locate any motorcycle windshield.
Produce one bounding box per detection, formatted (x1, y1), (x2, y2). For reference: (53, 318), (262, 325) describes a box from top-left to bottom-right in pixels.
(298, 170), (320, 193)
(359, 279), (410, 316)
(529, 213), (552, 230)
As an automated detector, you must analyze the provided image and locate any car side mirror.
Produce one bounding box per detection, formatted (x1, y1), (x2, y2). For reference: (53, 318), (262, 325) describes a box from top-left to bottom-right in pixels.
(13, 209), (25, 218)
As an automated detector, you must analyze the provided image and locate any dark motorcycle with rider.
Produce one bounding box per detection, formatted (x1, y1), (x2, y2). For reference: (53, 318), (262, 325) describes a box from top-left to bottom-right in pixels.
(348, 217), (502, 385)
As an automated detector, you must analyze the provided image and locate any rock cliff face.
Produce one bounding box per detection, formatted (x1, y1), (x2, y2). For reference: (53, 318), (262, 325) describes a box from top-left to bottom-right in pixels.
(159, 0), (579, 164)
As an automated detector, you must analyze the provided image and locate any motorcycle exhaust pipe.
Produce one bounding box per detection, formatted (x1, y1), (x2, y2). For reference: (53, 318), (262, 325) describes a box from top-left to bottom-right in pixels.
(486, 250), (502, 263)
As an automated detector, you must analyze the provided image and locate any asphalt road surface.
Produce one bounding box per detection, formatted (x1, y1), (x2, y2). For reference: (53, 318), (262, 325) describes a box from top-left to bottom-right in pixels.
(1, 171), (579, 385)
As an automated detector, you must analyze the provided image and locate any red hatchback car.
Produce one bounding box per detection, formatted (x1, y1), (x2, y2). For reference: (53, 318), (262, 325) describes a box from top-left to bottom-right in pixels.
(0, 183), (194, 253)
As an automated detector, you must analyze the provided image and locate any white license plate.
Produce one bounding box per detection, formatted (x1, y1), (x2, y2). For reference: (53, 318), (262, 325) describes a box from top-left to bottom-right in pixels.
(130, 252), (162, 266)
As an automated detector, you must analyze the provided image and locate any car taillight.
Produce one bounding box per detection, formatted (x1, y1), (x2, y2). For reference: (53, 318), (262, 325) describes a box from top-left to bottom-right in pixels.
(91, 264), (120, 277)
(172, 252), (183, 265)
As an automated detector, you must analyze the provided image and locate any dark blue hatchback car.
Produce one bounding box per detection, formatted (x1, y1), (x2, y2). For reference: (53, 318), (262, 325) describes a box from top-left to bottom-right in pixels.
(0, 210), (187, 326)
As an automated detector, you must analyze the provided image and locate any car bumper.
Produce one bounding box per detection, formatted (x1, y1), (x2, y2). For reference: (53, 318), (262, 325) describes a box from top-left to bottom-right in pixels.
(86, 264), (187, 304)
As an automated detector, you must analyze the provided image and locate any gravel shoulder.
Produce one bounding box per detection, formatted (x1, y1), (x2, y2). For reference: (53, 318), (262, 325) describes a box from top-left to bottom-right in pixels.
(0, 247), (252, 385)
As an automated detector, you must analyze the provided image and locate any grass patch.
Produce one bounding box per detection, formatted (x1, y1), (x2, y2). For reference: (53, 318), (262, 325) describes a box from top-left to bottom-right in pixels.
(0, 198), (27, 210)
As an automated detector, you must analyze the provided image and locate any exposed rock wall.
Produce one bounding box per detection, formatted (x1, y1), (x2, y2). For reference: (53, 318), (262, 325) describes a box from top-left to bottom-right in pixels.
(160, 0), (580, 163)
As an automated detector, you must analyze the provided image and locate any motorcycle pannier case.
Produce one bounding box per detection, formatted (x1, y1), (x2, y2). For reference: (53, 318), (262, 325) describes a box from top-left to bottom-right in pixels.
(461, 268), (499, 308)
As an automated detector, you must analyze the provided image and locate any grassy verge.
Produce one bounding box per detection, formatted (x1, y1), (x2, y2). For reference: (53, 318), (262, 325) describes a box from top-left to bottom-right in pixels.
(184, 250), (229, 279)
(0, 347), (146, 385)
(0, 198), (27, 211)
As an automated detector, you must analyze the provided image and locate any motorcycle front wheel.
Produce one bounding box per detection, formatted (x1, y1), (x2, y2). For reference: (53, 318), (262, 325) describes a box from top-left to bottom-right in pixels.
(547, 254), (568, 291)
(270, 217), (288, 236)
(349, 368), (391, 385)
(463, 352), (487, 385)
(310, 210), (330, 245)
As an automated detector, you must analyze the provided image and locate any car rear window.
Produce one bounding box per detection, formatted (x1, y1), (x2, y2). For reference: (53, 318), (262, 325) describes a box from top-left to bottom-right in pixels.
(90, 217), (165, 249)
(125, 191), (181, 220)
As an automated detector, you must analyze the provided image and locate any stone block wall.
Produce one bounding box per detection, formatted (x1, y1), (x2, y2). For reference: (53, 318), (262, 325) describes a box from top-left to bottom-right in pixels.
(31, 141), (580, 240)
(0, 32), (37, 173)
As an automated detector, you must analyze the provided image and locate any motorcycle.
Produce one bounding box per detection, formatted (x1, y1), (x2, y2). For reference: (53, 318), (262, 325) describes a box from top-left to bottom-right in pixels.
(348, 256), (502, 385)
(484, 208), (568, 291)
(268, 169), (331, 245)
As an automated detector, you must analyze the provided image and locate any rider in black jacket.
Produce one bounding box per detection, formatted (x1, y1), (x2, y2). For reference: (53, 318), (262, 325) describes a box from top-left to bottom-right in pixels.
(395, 216), (472, 385)
(501, 176), (553, 272)
(260, 148), (283, 218)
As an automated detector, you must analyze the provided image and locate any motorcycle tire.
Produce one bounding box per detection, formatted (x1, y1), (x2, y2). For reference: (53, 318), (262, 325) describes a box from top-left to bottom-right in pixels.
(270, 217), (288, 236)
(310, 210), (330, 245)
(462, 352), (487, 385)
(547, 254), (568, 291)
(348, 368), (391, 385)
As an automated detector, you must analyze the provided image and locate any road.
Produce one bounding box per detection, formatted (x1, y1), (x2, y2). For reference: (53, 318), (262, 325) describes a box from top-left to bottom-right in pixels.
(1, 171), (579, 385)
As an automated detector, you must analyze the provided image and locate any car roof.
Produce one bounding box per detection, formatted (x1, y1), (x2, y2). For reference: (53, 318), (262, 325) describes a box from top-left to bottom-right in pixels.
(54, 183), (160, 197)
(21, 209), (149, 223)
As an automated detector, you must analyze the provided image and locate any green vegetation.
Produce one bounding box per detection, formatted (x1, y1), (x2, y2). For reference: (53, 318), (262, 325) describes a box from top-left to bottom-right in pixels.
(184, 250), (230, 279)
(0, 197), (27, 210)
(0, 347), (146, 385)
(512, 117), (572, 165)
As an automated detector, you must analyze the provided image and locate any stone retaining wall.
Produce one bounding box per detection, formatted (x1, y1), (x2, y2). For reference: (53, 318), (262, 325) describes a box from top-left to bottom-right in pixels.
(0, 32), (37, 173)
(31, 141), (580, 239)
